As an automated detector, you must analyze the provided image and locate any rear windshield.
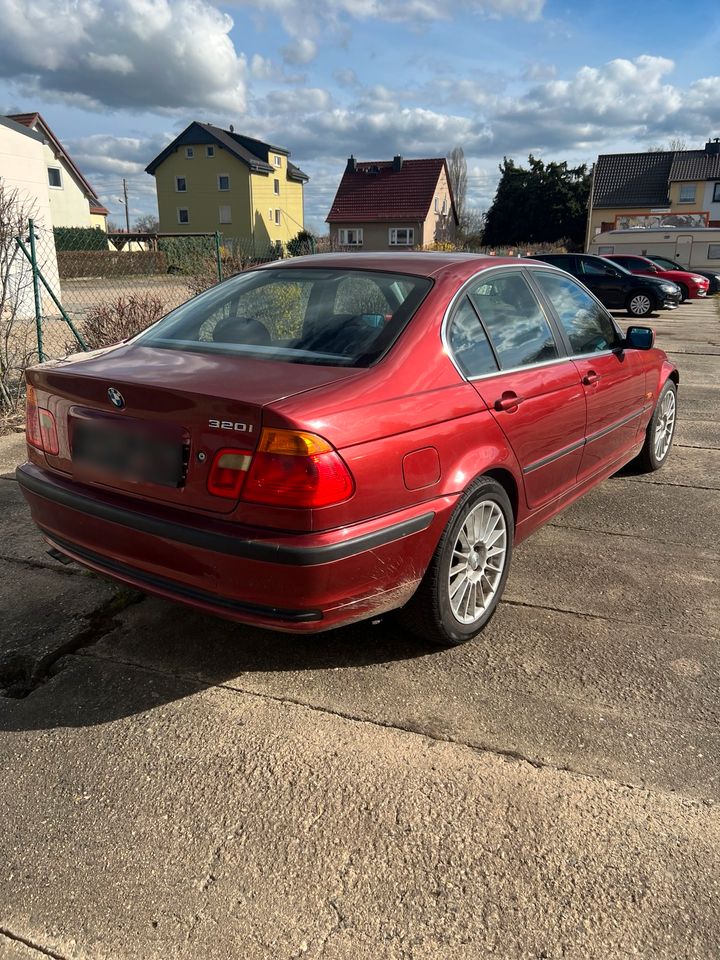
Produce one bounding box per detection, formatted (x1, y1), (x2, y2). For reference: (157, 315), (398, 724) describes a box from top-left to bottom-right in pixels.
(137, 267), (432, 366)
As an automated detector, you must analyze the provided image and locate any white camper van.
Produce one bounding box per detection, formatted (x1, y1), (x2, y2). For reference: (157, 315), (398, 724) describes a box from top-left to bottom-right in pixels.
(589, 227), (720, 272)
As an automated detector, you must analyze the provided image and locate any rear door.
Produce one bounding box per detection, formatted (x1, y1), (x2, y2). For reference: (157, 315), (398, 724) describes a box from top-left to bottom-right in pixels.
(530, 268), (647, 480)
(577, 256), (627, 308)
(448, 269), (586, 510)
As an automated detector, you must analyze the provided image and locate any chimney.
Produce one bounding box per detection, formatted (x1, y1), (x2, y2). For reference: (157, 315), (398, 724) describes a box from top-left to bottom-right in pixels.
(393, 155), (403, 171)
(346, 155), (357, 173)
(705, 138), (720, 155)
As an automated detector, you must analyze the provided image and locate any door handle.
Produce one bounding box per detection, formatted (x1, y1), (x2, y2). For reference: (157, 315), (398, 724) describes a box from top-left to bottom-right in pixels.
(582, 371), (601, 386)
(494, 392), (524, 412)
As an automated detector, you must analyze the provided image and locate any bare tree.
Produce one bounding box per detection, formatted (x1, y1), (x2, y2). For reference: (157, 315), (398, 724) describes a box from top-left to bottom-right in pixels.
(648, 137), (689, 152)
(447, 146), (468, 234)
(0, 183), (38, 414)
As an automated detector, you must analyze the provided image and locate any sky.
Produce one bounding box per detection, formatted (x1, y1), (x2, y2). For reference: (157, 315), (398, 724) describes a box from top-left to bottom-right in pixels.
(1, 0), (719, 233)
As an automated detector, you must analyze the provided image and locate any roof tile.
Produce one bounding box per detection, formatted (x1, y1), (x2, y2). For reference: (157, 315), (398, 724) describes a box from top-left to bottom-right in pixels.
(327, 158), (453, 223)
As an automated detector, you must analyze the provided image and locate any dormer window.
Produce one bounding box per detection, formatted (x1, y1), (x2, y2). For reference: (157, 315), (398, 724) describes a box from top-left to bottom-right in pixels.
(274, 155), (282, 166)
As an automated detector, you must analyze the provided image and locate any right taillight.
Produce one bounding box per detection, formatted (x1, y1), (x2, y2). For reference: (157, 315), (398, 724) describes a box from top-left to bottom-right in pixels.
(243, 428), (354, 508)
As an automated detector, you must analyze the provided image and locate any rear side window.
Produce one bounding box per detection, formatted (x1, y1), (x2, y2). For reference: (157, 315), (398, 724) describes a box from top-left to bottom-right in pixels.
(467, 272), (559, 370)
(447, 298), (498, 378)
(138, 268), (432, 367)
(533, 270), (620, 355)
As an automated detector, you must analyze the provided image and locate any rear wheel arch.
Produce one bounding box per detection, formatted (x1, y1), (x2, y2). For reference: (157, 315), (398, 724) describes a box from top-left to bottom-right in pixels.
(483, 467), (519, 529)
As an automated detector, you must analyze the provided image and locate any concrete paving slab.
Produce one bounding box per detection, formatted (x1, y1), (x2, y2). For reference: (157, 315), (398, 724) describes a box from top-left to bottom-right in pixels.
(0, 479), (60, 566)
(674, 418), (720, 449)
(1, 657), (719, 960)
(618, 445), (720, 490)
(0, 432), (26, 477)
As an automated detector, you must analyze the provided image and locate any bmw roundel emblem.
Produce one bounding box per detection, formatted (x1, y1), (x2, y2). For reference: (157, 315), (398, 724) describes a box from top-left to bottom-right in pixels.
(108, 387), (125, 409)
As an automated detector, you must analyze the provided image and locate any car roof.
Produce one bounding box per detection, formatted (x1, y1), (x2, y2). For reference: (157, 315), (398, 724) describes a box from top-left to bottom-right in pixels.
(258, 251), (538, 281)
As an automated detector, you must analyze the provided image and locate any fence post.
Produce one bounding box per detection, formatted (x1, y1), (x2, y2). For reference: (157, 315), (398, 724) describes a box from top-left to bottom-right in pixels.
(215, 231), (223, 283)
(28, 219), (45, 362)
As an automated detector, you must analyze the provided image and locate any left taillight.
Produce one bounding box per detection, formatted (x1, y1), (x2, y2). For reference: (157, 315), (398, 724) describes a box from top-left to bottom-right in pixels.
(207, 447), (253, 499)
(26, 382), (58, 455)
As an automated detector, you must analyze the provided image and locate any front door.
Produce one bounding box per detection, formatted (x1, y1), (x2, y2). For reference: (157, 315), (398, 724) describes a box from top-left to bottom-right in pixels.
(454, 270), (586, 510)
(531, 268), (647, 480)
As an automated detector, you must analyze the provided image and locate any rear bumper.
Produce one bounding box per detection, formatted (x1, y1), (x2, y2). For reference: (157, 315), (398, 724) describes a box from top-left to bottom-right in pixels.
(17, 462), (451, 632)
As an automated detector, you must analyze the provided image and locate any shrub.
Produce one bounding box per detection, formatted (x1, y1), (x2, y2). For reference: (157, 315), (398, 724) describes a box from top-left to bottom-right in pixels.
(287, 230), (316, 257)
(53, 226), (108, 251)
(77, 294), (166, 350)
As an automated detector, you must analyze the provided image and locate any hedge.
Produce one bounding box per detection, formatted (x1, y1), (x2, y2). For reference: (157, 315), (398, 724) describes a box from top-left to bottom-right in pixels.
(57, 250), (168, 279)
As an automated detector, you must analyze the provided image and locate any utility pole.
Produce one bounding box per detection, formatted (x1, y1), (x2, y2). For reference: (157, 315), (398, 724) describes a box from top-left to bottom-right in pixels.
(122, 178), (130, 232)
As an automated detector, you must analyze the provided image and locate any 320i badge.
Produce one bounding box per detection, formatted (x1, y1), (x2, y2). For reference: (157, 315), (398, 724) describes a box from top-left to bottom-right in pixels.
(17, 253), (678, 645)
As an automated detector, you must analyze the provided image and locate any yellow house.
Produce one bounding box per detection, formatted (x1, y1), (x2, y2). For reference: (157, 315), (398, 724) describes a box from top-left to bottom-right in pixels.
(146, 122), (309, 253)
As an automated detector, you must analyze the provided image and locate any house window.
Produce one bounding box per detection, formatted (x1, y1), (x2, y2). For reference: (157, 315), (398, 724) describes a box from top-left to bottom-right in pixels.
(434, 197), (439, 212)
(185, 147), (194, 159)
(274, 179), (280, 195)
(679, 184), (696, 203)
(708, 244), (720, 260)
(47, 167), (62, 188)
(206, 145), (215, 158)
(175, 176), (187, 192)
(269, 208), (273, 220)
(218, 175), (230, 191)
(339, 228), (363, 246)
(274, 155), (282, 166)
(389, 227), (415, 246)
(219, 205), (232, 224)
(713, 183), (720, 202)
(442, 199), (447, 214)
(274, 209), (281, 225)
(177, 208), (189, 224)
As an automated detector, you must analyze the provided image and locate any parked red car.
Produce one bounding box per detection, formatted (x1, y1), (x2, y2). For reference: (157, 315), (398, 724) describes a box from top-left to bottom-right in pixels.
(605, 254), (709, 301)
(18, 254), (679, 645)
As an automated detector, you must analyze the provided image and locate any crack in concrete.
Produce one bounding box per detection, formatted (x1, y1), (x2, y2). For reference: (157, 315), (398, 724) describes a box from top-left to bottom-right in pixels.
(547, 521), (720, 559)
(0, 553), (81, 576)
(66, 649), (719, 803)
(619, 477), (720, 492)
(0, 927), (68, 960)
(0, 590), (144, 699)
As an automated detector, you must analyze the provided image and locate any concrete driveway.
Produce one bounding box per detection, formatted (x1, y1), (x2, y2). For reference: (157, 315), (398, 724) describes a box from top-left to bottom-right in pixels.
(1, 297), (719, 959)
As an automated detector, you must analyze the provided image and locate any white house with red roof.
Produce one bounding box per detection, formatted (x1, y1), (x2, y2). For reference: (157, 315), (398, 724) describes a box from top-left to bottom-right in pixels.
(5, 112), (108, 231)
(326, 155), (458, 252)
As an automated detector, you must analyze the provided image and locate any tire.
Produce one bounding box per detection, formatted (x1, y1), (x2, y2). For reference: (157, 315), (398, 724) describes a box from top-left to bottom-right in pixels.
(635, 380), (677, 472)
(397, 476), (514, 646)
(626, 291), (654, 318)
(677, 283), (688, 303)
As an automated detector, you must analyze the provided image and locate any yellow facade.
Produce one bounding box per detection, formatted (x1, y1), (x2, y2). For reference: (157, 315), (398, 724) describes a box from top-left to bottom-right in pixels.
(153, 142), (305, 249)
(667, 180), (706, 210)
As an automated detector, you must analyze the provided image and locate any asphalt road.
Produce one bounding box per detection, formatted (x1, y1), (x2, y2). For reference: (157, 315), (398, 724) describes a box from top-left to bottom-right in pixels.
(1, 297), (719, 959)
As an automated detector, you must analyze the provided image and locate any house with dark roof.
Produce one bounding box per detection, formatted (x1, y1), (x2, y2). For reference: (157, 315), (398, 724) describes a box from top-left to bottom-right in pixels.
(146, 122), (308, 251)
(326, 155), (458, 252)
(6, 112), (109, 230)
(587, 137), (720, 245)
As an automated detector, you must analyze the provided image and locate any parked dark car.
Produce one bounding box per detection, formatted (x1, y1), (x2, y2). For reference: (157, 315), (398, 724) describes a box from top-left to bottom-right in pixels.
(531, 253), (681, 317)
(18, 253), (678, 646)
(647, 255), (720, 295)
(605, 254), (709, 301)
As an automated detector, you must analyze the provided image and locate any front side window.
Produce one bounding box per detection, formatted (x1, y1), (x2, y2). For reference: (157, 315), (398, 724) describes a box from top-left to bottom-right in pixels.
(447, 297), (498, 378)
(679, 184), (696, 203)
(218, 174), (230, 191)
(175, 176), (187, 192)
(619, 256), (651, 270)
(48, 167), (62, 188)
(177, 208), (189, 224)
(468, 272), (559, 369)
(339, 228), (363, 246)
(581, 258), (618, 276)
(137, 268), (432, 367)
(533, 270), (620, 355)
(219, 205), (231, 224)
(389, 227), (414, 246)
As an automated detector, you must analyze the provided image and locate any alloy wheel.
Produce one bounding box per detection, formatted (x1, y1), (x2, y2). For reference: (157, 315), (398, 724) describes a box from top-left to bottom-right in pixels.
(630, 294), (651, 316)
(654, 389), (676, 462)
(448, 500), (508, 625)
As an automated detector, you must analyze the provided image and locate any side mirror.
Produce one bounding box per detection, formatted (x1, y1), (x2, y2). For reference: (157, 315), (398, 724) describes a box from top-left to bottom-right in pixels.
(625, 326), (655, 350)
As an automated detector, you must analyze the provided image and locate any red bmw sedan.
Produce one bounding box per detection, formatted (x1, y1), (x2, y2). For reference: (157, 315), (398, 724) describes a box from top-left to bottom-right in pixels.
(18, 254), (679, 645)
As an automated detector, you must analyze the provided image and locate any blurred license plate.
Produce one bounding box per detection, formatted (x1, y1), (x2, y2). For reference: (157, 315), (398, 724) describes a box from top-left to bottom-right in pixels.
(73, 420), (184, 487)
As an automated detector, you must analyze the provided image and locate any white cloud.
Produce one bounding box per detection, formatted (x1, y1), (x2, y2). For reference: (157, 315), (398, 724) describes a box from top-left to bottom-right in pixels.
(0, 0), (248, 113)
(281, 38), (317, 66)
